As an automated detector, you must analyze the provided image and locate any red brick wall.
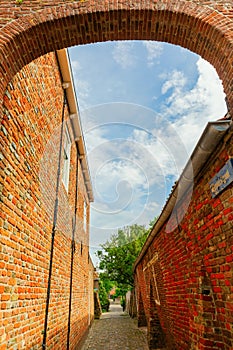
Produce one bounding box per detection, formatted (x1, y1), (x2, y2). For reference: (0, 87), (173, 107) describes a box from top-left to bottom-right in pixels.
(135, 130), (233, 349)
(0, 1), (233, 116)
(0, 1), (233, 349)
(0, 52), (94, 349)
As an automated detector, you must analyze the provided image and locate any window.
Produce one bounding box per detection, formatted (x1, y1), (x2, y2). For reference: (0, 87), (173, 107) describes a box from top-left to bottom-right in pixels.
(62, 126), (71, 191)
(83, 200), (87, 232)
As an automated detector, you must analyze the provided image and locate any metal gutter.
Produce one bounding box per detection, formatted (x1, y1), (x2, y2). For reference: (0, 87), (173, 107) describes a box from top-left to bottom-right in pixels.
(56, 48), (94, 203)
(134, 120), (232, 270)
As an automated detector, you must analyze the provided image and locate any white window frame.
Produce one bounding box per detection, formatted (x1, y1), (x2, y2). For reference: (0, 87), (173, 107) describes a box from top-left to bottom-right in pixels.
(62, 125), (71, 192)
(83, 199), (87, 232)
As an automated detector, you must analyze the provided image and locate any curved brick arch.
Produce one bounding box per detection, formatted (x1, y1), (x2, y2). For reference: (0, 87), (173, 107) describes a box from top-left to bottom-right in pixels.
(1, 2), (233, 349)
(0, 1), (233, 116)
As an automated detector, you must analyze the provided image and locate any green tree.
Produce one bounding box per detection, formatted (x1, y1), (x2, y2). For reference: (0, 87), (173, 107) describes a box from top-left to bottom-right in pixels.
(98, 280), (110, 312)
(96, 223), (152, 292)
(99, 275), (115, 295)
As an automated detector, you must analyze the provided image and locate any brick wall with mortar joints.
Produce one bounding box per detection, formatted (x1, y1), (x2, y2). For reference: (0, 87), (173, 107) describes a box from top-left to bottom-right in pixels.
(136, 129), (233, 349)
(1, 1), (233, 29)
(0, 52), (94, 349)
(136, 264), (151, 324)
(135, 270), (148, 328)
(0, 1), (233, 348)
(0, 1), (233, 116)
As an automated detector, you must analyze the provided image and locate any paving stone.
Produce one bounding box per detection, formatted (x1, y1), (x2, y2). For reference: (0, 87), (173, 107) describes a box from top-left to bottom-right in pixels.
(81, 302), (149, 350)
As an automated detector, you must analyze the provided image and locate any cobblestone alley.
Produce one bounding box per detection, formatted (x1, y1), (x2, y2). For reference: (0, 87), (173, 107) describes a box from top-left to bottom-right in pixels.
(80, 301), (149, 350)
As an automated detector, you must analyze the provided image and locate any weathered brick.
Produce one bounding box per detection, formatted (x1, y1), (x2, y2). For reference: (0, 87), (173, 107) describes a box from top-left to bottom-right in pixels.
(0, 1), (233, 349)
(135, 127), (233, 349)
(1, 52), (95, 349)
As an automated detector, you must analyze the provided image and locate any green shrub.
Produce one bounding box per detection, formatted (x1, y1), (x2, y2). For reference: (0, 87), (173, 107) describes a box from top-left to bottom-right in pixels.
(98, 281), (110, 312)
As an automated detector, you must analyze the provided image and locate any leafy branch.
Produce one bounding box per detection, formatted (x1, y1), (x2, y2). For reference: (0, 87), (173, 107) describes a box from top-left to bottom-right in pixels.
(96, 220), (157, 296)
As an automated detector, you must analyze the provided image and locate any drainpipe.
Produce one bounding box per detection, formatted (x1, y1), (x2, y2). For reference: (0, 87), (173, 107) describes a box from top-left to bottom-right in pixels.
(42, 90), (66, 350)
(67, 146), (79, 350)
(134, 120), (232, 270)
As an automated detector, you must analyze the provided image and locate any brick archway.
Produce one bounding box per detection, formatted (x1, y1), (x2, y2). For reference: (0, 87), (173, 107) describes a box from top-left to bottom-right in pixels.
(1, 2), (233, 349)
(0, 0), (233, 116)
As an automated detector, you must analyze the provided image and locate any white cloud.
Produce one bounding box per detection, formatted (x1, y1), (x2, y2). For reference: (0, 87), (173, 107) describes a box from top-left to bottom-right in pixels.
(196, 58), (226, 116)
(85, 121), (183, 234)
(112, 42), (136, 69)
(75, 79), (91, 109)
(71, 59), (81, 71)
(159, 57), (227, 154)
(129, 129), (181, 180)
(142, 41), (163, 66)
(161, 70), (187, 95)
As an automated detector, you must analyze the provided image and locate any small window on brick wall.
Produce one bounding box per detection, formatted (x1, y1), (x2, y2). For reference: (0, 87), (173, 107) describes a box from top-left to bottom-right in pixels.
(62, 126), (71, 192)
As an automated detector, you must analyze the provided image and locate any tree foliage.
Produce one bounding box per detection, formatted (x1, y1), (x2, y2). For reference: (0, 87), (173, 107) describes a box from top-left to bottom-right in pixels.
(98, 280), (110, 312)
(98, 275), (115, 295)
(96, 223), (152, 291)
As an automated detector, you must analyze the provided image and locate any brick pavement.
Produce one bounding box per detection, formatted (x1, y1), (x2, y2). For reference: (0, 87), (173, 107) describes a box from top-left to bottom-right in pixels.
(80, 301), (149, 350)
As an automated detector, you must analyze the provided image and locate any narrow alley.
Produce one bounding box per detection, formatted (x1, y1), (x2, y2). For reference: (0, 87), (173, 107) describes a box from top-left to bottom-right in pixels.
(80, 300), (149, 350)
(1, 2), (233, 350)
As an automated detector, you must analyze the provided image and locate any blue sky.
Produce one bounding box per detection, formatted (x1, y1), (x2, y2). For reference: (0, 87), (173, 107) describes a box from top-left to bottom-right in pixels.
(68, 41), (227, 263)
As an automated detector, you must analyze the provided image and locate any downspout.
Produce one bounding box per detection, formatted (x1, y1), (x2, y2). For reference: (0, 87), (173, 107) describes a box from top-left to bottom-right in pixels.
(67, 147), (79, 350)
(134, 120), (232, 271)
(42, 90), (66, 349)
